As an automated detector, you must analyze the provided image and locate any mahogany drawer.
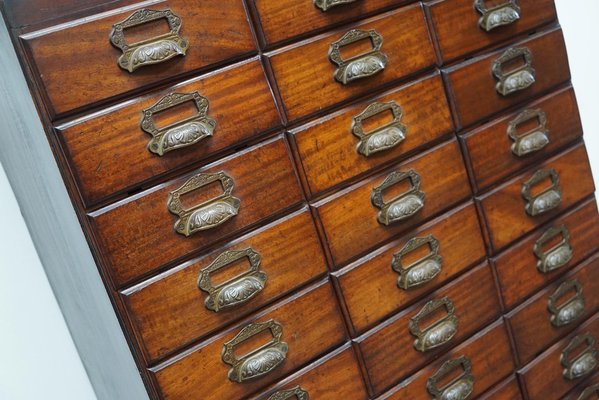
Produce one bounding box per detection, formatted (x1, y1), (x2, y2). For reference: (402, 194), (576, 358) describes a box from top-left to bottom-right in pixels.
(291, 72), (453, 196)
(267, 4), (436, 123)
(508, 252), (599, 366)
(462, 86), (582, 192)
(314, 138), (471, 267)
(518, 311), (599, 400)
(253, 0), (408, 46)
(426, 0), (557, 63)
(377, 320), (514, 399)
(151, 279), (347, 400)
(478, 143), (595, 253)
(562, 372), (599, 400)
(91, 136), (303, 287)
(357, 262), (502, 395)
(122, 208), (327, 364)
(58, 58), (281, 206)
(444, 27), (570, 129)
(495, 198), (599, 310)
(479, 376), (523, 400)
(21, 0), (256, 117)
(334, 202), (485, 334)
(249, 344), (368, 400)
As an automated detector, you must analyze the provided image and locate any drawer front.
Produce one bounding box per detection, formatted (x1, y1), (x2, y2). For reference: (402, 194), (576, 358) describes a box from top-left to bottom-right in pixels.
(59, 58), (281, 206)
(292, 73), (453, 196)
(427, 0), (557, 62)
(479, 376), (523, 400)
(152, 280), (347, 400)
(479, 143), (595, 252)
(357, 262), (502, 395)
(91, 137), (303, 287)
(378, 320), (514, 400)
(254, 0), (408, 46)
(335, 202), (485, 334)
(122, 209), (327, 363)
(462, 86), (582, 192)
(22, 0), (256, 117)
(508, 253), (599, 366)
(562, 372), (599, 400)
(267, 4), (436, 122)
(444, 27), (570, 129)
(314, 138), (471, 267)
(495, 198), (599, 309)
(519, 312), (599, 400)
(250, 345), (368, 400)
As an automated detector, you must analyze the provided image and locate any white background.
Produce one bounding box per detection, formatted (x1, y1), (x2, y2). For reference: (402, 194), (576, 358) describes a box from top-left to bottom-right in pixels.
(0, 1), (598, 399)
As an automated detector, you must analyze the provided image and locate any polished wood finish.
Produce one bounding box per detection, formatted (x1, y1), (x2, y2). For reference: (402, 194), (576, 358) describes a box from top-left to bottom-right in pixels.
(478, 143), (595, 252)
(427, 0), (557, 62)
(267, 4), (436, 123)
(562, 371), (599, 400)
(508, 252), (599, 366)
(377, 320), (514, 399)
(21, 0), (256, 117)
(494, 198), (599, 310)
(444, 27), (570, 129)
(151, 279), (347, 400)
(291, 72), (453, 196)
(314, 138), (471, 267)
(357, 262), (501, 395)
(91, 137), (303, 287)
(462, 86), (582, 192)
(479, 376), (523, 400)
(334, 202), (485, 334)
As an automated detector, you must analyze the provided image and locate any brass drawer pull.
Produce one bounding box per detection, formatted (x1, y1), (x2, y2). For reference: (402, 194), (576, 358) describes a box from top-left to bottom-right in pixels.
(197, 248), (267, 313)
(141, 92), (216, 156)
(521, 168), (562, 217)
(475, 0), (521, 32)
(548, 280), (585, 327)
(372, 169), (425, 226)
(352, 101), (407, 157)
(314, 0), (359, 12)
(268, 386), (309, 400)
(167, 171), (240, 236)
(222, 319), (288, 383)
(578, 384), (599, 400)
(110, 9), (189, 73)
(492, 47), (536, 96)
(508, 108), (550, 157)
(534, 225), (573, 273)
(329, 29), (388, 85)
(427, 356), (475, 400)
(393, 234), (443, 290)
(410, 297), (459, 352)
(561, 333), (598, 380)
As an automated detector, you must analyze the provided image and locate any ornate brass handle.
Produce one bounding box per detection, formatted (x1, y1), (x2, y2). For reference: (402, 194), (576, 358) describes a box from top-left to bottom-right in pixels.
(561, 333), (598, 380)
(352, 101), (407, 157)
(314, 0), (359, 11)
(222, 319), (288, 383)
(197, 248), (267, 313)
(167, 171), (240, 236)
(474, 0), (521, 31)
(109, 9), (189, 73)
(548, 280), (585, 328)
(410, 297), (459, 352)
(508, 108), (550, 157)
(392, 235), (443, 290)
(427, 356), (475, 400)
(534, 225), (573, 273)
(578, 383), (599, 400)
(521, 168), (562, 217)
(372, 169), (425, 226)
(268, 386), (309, 400)
(492, 47), (536, 96)
(329, 29), (388, 85)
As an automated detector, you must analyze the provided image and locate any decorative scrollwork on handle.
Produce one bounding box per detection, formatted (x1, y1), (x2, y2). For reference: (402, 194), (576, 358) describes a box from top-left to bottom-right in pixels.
(508, 108), (550, 157)
(521, 168), (562, 217)
(475, 0), (521, 31)
(267, 386), (309, 400)
(548, 280), (585, 328)
(371, 169), (425, 226)
(329, 29), (388, 85)
(534, 225), (573, 274)
(561, 333), (598, 381)
(392, 235), (443, 290)
(314, 0), (359, 12)
(427, 356), (475, 400)
(492, 47), (536, 96)
(167, 171), (240, 237)
(222, 319), (288, 383)
(109, 9), (189, 73)
(410, 297), (459, 353)
(352, 101), (407, 157)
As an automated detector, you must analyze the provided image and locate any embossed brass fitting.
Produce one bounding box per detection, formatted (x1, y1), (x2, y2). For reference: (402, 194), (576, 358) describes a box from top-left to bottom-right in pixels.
(329, 29), (387, 85)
